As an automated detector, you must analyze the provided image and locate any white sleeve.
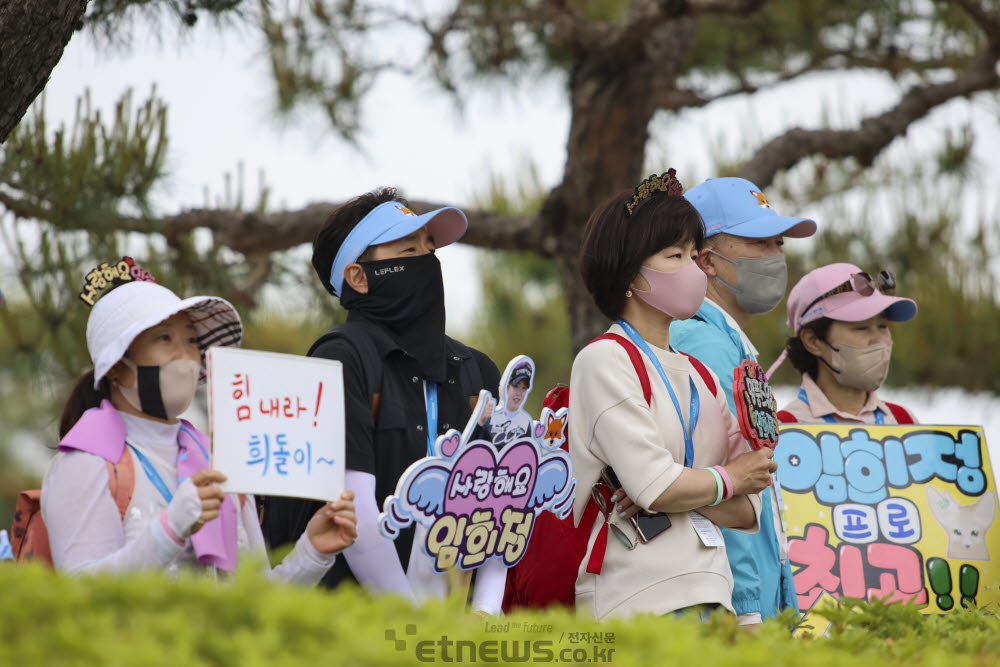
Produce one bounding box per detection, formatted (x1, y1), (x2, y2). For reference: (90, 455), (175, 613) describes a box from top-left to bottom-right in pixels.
(41, 451), (185, 574)
(266, 531), (338, 584)
(471, 557), (508, 615)
(238, 494), (338, 585)
(341, 470), (415, 599)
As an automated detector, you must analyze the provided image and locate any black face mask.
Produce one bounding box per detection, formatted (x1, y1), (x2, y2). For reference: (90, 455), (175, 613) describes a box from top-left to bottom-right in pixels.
(340, 253), (447, 382)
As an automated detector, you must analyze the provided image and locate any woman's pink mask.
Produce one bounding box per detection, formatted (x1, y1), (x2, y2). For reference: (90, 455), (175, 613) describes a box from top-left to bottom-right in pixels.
(633, 261), (708, 320)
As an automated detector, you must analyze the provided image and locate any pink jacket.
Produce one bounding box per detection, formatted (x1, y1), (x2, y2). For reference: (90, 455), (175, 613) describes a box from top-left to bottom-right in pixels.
(58, 399), (238, 570)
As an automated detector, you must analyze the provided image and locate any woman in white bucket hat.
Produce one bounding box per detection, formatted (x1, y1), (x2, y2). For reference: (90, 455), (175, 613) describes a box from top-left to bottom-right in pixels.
(42, 268), (356, 577)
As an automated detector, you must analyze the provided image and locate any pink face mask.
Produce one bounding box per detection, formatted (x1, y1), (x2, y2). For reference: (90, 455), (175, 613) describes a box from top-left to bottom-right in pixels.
(632, 260), (708, 320)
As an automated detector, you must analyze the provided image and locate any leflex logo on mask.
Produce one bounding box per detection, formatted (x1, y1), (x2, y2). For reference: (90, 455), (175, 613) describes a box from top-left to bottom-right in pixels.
(374, 265), (406, 276)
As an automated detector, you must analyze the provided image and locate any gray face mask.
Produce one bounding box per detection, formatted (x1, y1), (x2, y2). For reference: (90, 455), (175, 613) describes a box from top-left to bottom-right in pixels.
(709, 250), (788, 315)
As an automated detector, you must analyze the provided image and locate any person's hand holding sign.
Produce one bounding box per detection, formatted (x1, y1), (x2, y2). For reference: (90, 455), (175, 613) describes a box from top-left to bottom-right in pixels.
(189, 469), (228, 534)
(723, 448), (777, 496)
(305, 489), (358, 554)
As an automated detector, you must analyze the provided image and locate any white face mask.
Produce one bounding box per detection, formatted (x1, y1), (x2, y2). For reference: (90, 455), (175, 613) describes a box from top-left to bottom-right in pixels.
(118, 358), (200, 420)
(822, 340), (893, 392)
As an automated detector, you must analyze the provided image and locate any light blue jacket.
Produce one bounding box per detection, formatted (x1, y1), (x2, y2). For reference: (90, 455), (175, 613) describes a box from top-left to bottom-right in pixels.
(671, 301), (798, 619)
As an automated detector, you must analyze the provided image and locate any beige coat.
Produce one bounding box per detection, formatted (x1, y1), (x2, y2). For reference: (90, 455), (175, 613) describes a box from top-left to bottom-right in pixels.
(569, 323), (761, 619)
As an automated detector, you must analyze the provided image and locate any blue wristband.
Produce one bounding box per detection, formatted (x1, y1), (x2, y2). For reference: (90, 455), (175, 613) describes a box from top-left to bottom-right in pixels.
(706, 467), (724, 507)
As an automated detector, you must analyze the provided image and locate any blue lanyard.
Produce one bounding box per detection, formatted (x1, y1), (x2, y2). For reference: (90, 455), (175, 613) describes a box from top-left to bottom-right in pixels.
(179, 424), (210, 462)
(617, 319), (699, 468)
(126, 443), (174, 504)
(797, 388), (884, 424)
(425, 382), (438, 456)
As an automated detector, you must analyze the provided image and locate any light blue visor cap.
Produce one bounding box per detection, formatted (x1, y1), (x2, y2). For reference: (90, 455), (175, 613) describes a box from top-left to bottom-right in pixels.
(330, 201), (467, 296)
(684, 177), (817, 239)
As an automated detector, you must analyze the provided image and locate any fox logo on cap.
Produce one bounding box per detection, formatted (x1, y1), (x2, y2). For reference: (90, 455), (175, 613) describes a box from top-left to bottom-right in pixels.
(751, 191), (773, 209)
(395, 205), (417, 216)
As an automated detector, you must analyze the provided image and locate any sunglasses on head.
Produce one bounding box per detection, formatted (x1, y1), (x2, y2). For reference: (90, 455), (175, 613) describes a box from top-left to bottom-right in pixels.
(802, 269), (896, 316)
(591, 481), (639, 551)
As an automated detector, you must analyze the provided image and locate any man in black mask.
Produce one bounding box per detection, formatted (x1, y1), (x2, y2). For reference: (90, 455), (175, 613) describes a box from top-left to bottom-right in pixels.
(261, 187), (504, 611)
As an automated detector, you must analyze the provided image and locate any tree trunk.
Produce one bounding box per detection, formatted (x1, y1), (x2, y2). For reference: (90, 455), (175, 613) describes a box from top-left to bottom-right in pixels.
(0, 0), (88, 142)
(544, 23), (689, 353)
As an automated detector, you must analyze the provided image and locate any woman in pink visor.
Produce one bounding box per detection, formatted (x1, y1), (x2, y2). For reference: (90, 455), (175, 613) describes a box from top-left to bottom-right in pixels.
(769, 263), (918, 425)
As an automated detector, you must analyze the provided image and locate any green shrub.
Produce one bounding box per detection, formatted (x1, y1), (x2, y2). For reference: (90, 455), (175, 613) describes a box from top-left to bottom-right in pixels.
(1, 564), (998, 666)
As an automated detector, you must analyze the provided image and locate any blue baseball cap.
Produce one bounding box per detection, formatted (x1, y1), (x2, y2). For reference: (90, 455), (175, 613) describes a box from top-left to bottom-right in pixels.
(329, 201), (467, 296)
(684, 177), (817, 239)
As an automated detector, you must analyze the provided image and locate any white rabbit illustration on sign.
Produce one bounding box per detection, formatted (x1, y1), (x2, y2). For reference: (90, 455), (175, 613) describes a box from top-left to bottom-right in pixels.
(926, 487), (996, 561)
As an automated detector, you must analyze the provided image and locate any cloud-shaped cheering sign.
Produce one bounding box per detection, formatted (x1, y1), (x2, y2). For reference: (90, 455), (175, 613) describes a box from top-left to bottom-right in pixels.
(379, 360), (575, 574)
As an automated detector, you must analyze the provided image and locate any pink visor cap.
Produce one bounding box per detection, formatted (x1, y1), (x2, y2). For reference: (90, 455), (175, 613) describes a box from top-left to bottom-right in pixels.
(787, 262), (917, 332)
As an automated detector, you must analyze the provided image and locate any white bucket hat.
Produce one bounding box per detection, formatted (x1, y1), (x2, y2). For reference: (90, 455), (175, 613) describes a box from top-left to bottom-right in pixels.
(87, 281), (242, 388)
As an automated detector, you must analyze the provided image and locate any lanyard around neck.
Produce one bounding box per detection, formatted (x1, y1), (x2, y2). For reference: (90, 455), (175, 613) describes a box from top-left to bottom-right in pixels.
(617, 319), (699, 468)
(126, 442), (174, 504)
(797, 388), (884, 425)
(705, 300), (754, 361)
(424, 381), (439, 457)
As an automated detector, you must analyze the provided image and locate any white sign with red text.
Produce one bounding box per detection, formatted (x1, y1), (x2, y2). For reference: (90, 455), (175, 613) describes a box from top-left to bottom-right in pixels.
(208, 347), (344, 502)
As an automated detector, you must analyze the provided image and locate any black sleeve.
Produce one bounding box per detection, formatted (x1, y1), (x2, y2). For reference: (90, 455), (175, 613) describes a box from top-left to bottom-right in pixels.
(260, 336), (375, 551)
(260, 495), (324, 550)
(310, 337), (376, 475)
(471, 347), (501, 397)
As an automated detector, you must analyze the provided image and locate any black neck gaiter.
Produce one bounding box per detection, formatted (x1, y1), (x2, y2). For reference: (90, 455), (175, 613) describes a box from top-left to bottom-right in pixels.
(340, 253), (448, 382)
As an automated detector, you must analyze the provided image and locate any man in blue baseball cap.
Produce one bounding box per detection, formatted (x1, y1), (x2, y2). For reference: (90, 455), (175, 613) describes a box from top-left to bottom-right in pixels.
(261, 187), (505, 612)
(671, 177), (817, 626)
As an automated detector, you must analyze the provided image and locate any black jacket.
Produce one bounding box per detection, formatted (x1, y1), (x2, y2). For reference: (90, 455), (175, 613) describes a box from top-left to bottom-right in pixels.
(260, 312), (500, 588)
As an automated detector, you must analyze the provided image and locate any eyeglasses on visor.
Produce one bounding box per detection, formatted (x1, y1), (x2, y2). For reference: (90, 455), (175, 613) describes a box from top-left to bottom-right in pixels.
(802, 269), (896, 316)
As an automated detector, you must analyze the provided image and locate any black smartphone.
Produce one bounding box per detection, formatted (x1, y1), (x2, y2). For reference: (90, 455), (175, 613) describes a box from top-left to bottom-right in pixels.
(599, 466), (671, 543)
(636, 510), (672, 542)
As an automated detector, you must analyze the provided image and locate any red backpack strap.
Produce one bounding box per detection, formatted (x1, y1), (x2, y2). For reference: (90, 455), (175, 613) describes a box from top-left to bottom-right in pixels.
(677, 352), (718, 397)
(580, 333), (652, 576)
(884, 402), (914, 425)
(584, 484), (613, 575)
(543, 384), (570, 411)
(106, 448), (136, 521)
(777, 410), (798, 424)
(592, 333), (652, 406)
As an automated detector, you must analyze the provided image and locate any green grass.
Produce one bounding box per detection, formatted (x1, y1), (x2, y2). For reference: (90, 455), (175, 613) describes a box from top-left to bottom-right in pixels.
(1, 563), (998, 666)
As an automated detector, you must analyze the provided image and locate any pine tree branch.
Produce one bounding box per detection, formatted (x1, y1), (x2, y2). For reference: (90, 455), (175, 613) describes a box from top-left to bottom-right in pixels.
(168, 201), (543, 255)
(0, 191), (52, 221)
(737, 52), (1000, 189)
(577, 0), (767, 65)
(659, 50), (975, 112)
(951, 0), (1000, 39)
(737, 0), (1000, 188)
(0, 194), (545, 258)
(687, 0), (768, 14)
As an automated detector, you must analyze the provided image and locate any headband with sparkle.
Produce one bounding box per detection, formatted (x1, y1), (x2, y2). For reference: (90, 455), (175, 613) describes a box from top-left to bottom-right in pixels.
(625, 169), (683, 216)
(78, 256), (156, 306)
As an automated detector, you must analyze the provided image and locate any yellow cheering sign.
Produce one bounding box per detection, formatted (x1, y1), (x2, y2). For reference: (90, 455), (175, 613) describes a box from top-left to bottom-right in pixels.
(776, 424), (998, 612)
